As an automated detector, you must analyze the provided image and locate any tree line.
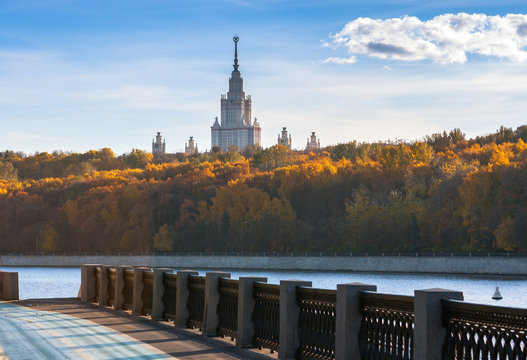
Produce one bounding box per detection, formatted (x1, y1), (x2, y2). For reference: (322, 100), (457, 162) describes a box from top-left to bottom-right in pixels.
(0, 125), (526, 253)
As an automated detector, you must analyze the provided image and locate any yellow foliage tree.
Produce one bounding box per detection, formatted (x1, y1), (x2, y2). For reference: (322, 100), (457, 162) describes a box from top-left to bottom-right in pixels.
(489, 144), (511, 166)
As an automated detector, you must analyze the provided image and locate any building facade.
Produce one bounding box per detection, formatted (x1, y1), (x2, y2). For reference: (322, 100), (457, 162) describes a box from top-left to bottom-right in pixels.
(185, 136), (198, 155)
(306, 132), (321, 151)
(277, 127), (292, 149)
(211, 36), (261, 152)
(152, 132), (166, 156)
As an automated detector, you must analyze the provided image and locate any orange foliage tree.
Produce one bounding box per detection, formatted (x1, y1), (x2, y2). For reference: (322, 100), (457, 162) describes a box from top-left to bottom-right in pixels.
(0, 125), (526, 253)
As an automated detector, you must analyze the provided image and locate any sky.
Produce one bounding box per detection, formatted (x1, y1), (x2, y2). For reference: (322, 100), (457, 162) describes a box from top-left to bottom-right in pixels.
(1, 0), (527, 154)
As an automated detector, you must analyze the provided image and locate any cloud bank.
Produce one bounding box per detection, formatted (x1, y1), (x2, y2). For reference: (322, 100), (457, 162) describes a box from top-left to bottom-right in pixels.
(325, 13), (527, 64)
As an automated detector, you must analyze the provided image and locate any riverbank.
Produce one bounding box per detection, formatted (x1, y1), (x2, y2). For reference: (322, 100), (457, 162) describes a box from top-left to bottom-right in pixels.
(1, 254), (526, 276)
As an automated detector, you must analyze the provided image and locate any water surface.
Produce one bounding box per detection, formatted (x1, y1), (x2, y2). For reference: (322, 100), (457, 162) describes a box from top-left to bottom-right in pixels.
(1, 266), (525, 308)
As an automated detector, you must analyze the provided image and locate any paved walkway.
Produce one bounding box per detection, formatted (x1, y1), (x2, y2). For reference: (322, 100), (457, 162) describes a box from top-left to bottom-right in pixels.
(0, 298), (272, 360)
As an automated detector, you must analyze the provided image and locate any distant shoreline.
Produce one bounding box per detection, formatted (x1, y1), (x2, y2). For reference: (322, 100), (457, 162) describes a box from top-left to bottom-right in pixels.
(1, 254), (526, 276)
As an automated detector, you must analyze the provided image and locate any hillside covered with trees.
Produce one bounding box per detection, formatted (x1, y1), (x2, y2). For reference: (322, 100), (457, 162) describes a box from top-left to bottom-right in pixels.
(1, 125), (526, 254)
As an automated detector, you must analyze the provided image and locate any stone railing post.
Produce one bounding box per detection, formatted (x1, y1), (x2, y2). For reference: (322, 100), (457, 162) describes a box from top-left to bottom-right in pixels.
(335, 283), (377, 360)
(98, 265), (111, 306)
(113, 265), (131, 311)
(236, 276), (267, 347)
(414, 288), (464, 360)
(132, 267), (151, 316)
(152, 268), (174, 321)
(0, 271), (19, 300)
(203, 271), (231, 336)
(80, 264), (100, 303)
(279, 280), (312, 360)
(175, 270), (199, 327)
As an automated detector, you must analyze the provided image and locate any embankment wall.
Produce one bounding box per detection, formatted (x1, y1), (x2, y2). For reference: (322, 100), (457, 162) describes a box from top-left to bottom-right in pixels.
(1, 255), (526, 276)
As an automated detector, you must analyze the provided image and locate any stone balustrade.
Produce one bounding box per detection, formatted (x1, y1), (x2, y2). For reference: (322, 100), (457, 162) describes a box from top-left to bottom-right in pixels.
(80, 264), (527, 360)
(0, 271), (19, 300)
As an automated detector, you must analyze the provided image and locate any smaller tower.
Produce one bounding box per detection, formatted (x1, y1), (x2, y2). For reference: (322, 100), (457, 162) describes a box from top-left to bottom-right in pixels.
(277, 127), (292, 150)
(185, 136), (198, 156)
(152, 132), (166, 157)
(306, 132), (321, 152)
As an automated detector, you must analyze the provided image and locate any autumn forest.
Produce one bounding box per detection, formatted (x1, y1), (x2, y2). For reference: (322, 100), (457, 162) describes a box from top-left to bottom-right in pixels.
(1, 125), (526, 254)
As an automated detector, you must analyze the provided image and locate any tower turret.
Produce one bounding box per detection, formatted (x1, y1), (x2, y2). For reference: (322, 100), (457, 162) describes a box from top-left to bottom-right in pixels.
(228, 35), (245, 100)
(278, 127), (292, 149)
(185, 136), (198, 156)
(306, 131), (321, 152)
(152, 132), (166, 157)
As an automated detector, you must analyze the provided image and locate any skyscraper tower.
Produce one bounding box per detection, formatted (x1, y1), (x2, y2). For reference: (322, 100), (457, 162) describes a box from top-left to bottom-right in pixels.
(211, 36), (261, 152)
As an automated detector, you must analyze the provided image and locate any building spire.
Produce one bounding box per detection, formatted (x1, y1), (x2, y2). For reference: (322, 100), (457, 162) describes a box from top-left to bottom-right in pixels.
(233, 35), (239, 71)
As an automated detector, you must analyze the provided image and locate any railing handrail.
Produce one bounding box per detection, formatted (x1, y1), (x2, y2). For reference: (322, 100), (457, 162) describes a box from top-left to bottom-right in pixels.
(124, 269), (134, 280)
(359, 290), (414, 303)
(297, 286), (336, 303)
(218, 277), (238, 287)
(162, 272), (177, 283)
(188, 274), (206, 284)
(442, 298), (527, 329)
(443, 298), (527, 315)
(359, 290), (414, 314)
(254, 282), (280, 295)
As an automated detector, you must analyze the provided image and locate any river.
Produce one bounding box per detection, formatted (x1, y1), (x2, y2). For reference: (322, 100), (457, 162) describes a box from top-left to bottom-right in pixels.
(1, 266), (526, 308)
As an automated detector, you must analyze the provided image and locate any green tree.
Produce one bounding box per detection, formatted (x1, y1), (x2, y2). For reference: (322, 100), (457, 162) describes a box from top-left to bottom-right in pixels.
(449, 128), (466, 144)
(326, 141), (358, 160)
(495, 126), (515, 144)
(153, 224), (174, 251)
(426, 131), (451, 152)
(495, 216), (516, 251)
(252, 145), (297, 170)
(0, 160), (18, 180)
(378, 144), (413, 168)
(41, 224), (58, 251)
(122, 149), (153, 169)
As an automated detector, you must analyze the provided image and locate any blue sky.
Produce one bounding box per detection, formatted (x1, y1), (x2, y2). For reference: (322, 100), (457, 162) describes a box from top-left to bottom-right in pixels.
(1, 0), (527, 154)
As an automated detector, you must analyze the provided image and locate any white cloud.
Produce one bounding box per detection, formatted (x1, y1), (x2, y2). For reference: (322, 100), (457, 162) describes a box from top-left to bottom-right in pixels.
(325, 13), (527, 64)
(323, 56), (357, 64)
